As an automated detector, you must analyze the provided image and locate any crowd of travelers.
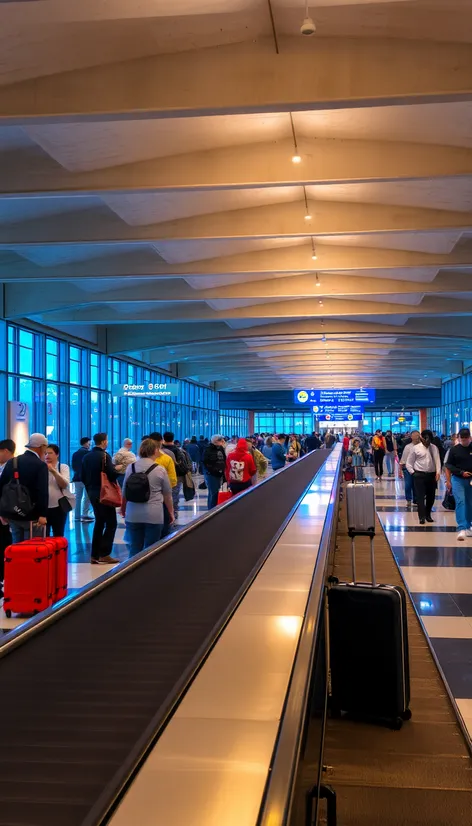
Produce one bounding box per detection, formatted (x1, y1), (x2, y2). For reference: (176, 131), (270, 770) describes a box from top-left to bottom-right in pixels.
(2, 425), (470, 577)
(0, 429), (326, 571)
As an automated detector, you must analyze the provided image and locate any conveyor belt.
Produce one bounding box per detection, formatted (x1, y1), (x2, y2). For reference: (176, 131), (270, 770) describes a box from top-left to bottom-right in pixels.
(0, 450), (328, 826)
(291, 497), (472, 826)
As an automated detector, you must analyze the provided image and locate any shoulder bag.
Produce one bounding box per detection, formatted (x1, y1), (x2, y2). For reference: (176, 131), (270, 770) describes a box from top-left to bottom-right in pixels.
(100, 454), (122, 508)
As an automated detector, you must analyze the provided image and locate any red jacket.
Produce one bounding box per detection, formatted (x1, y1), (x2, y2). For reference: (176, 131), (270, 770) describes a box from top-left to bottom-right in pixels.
(343, 436), (350, 450)
(226, 439), (257, 484)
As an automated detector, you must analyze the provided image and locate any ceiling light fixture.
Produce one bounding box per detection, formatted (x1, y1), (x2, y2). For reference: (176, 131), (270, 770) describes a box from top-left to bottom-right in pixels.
(300, 0), (316, 36)
(319, 300), (323, 306)
(303, 185), (312, 220)
(311, 238), (317, 260)
(315, 274), (321, 287)
(290, 112), (301, 163)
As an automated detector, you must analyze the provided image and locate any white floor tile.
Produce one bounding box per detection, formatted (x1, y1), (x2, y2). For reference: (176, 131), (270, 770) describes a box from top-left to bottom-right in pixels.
(422, 616), (472, 639)
(379, 512), (456, 528)
(401, 566), (472, 594)
(390, 532), (466, 547)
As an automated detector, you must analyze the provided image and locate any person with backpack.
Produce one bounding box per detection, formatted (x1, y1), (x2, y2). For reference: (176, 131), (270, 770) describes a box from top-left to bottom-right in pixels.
(202, 435), (227, 509)
(121, 439), (174, 557)
(0, 433), (49, 545)
(162, 432), (192, 522)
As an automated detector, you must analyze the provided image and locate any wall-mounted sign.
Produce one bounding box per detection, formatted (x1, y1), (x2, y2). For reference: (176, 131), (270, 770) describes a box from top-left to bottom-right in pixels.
(8, 402), (29, 454)
(294, 388), (375, 405)
(317, 412), (363, 422)
(312, 404), (364, 419)
(112, 383), (179, 398)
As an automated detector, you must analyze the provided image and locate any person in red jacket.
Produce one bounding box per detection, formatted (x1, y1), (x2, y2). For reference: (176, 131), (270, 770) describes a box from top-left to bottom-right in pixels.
(226, 438), (257, 495)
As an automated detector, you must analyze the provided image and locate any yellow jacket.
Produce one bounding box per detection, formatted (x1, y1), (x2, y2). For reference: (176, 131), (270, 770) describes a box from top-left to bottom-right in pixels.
(155, 452), (177, 488)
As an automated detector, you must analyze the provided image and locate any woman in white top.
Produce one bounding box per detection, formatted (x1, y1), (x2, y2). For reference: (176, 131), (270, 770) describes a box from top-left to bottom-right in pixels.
(405, 429), (441, 525)
(45, 444), (71, 537)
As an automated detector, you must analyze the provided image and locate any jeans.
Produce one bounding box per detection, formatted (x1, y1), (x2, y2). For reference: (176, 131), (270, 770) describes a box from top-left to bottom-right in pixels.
(74, 481), (93, 519)
(402, 468), (416, 503)
(125, 522), (163, 557)
(385, 452), (395, 475)
(451, 476), (472, 532)
(172, 482), (182, 517)
(89, 498), (117, 560)
(204, 473), (221, 509)
(373, 450), (385, 478)
(9, 521), (44, 545)
(413, 471), (436, 521)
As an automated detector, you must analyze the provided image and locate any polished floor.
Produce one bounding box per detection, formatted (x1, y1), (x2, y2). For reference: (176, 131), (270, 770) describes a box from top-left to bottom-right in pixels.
(0, 474), (211, 635)
(373, 467), (472, 743)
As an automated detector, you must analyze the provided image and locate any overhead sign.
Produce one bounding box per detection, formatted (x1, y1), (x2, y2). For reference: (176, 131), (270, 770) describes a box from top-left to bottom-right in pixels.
(312, 404), (364, 419)
(112, 382), (179, 398)
(294, 388), (375, 405)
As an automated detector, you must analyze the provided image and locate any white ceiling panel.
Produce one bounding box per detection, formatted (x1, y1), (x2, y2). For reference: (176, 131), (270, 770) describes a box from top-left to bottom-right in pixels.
(102, 187), (300, 226)
(306, 179), (472, 213)
(24, 113), (289, 172)
(318, 231), (463, 254)
(155, 236), (306, 264)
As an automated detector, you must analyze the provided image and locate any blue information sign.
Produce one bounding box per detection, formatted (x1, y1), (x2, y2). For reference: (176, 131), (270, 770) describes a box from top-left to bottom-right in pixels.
(312, 404), (364, 419)
(294, 388), (375, 405)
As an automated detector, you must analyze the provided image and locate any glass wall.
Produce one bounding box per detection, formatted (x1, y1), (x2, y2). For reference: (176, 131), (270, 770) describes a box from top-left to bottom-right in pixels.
(254, 411), (314, 434)
(441, 375), (472, 434)
(219, 409), (249, 437)
(362, 410), (420, 434)
(1, 322), (220, 461)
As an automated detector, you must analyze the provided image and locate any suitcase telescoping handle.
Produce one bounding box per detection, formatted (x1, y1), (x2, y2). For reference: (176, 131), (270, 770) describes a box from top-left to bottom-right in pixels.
(29, 521), (47, 540)
(351, 535), (376, 587)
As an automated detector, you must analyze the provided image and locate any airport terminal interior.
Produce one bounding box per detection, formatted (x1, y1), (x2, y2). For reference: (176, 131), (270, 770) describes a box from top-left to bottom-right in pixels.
(0, 0), (472, 824)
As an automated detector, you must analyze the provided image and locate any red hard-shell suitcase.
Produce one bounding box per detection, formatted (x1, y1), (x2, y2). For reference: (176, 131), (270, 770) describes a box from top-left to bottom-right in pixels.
(22, 537), (68, 603)
(217, 490), (232, 505)
(4, 535), (55, 618)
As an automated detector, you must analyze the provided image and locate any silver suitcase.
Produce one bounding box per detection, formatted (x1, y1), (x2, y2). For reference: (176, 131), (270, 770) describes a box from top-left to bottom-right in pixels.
(346, 479), (375, 537)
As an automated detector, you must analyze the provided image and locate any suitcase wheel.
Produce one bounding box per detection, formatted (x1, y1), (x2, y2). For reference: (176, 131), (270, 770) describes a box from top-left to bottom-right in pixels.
(4, 610), (11, 619)
(392, 717), (403, 731)
(401, 709), (412, 721)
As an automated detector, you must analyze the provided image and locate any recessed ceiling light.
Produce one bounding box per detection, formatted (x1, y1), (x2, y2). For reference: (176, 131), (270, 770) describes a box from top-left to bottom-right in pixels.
(292, 154), (302, 164)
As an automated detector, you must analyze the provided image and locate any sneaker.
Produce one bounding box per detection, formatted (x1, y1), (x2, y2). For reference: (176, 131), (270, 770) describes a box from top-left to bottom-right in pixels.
(457, 530), (467, 541)
(466, 530), (472, 538)
(98, 555), (119, 564)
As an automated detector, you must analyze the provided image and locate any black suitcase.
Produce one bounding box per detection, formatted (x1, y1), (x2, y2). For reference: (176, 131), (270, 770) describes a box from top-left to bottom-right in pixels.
(328, 534), (411, 729)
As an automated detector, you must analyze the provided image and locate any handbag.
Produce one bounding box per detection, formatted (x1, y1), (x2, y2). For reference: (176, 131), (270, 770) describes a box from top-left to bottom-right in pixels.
(55, 466), (76, 514)
(217, 481), (232, 505)
(442, 489), (456, 511)
(183, 471), (195, 502)
(100, 455), (122, 508)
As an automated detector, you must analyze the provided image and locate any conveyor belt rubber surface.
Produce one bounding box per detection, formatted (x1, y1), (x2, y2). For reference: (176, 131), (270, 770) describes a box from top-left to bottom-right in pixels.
(292, 496), (472, 826)
(0, 450), (327, 826)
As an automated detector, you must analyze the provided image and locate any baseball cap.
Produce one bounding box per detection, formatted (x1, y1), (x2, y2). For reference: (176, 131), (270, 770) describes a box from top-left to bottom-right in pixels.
(25, 433), (49, 449)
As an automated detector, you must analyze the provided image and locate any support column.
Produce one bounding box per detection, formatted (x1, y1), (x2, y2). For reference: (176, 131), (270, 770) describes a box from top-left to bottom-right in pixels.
(420, 408), (428, 431)
(248, 411), (255, 434)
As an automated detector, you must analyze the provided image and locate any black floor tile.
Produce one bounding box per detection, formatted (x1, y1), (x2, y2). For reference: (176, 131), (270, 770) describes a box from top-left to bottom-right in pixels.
(410, 592), (463, 617)
(384, 525), (457, 532)
(394, 547), (472, 567)
(451, 593), (472, 617)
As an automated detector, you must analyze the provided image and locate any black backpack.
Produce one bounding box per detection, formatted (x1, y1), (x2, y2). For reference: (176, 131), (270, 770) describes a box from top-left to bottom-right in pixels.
(124, 463), (156, 503)
(173, 447), (192, 477)
(0, 457), (34, 520)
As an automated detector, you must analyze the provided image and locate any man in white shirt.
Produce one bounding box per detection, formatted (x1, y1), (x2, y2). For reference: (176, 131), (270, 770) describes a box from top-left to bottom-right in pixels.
(406, 429), (441, 525)
(399, 434), (419, 507)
